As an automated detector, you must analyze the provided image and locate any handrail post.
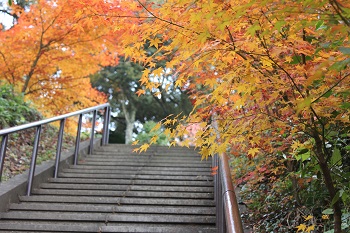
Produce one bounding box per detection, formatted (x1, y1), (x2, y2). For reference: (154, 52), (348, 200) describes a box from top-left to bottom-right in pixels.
(73, 114), (83, 165)
(89, 110), (97, 154)
(106, 106), (111, 144)
(101, 106), (108, 146)
(26, 125), (42, 196)
(54, 119), (66, 178)
(0, 134), (9, 182)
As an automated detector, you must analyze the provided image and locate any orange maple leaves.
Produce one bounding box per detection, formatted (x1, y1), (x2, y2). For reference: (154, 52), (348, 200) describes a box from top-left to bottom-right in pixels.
(0, 0), (130, 117)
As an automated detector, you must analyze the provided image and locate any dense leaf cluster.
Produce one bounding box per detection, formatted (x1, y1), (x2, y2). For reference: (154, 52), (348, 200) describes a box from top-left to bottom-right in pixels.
(0, 84), (40, 128)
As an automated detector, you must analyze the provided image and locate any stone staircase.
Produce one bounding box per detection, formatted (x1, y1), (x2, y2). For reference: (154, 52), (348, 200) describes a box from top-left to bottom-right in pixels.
(0, 144), (216, 232)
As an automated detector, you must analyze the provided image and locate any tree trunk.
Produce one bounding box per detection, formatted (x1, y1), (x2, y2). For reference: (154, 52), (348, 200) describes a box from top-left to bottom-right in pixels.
(121, 100), (136, 145)
(313, 130), (342, 233)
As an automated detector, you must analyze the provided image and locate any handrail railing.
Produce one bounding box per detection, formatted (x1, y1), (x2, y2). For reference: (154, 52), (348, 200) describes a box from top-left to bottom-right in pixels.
(0, 103), (111, 196)
(212, 118), (244, 233)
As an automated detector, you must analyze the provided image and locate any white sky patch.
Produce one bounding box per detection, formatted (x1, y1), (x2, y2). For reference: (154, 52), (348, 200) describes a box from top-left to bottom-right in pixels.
(0, 0), (15, 29)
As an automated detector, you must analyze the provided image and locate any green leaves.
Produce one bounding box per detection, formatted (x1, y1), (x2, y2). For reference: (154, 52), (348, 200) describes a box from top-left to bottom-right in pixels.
(247, 23), (261, 36)
(296, 96), (312, 113)
(331, 148), (342, 166)
(0, 84), (33, 128)
(339, 47), (350, 55)
(315, 20), (327, 30)
(295, 148), (310, 162)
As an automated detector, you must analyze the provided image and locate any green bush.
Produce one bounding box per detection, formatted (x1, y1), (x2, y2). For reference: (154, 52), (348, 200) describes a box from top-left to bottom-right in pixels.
(136, 121), (169, 146)
(0, 84), (40, 128)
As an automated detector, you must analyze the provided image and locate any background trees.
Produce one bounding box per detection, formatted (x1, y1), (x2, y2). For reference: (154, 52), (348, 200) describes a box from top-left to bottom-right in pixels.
(90, 56), (192, 144)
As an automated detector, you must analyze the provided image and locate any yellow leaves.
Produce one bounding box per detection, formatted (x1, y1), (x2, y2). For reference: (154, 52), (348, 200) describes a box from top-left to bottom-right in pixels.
(291, 140), (304, 152)
(140, 69), (150, 85)
(296, 96), (312, 114)
(247, 147), (259, 158)
(150, 122), (161, 133)
(149, 37), (162, 49)
(296, 223), (315, 232)
(175, 77), (185, 87)
(132, 140), (139, 145)
(150, 136), (158, 144)
(133, 143), (150, 153)
(296, 224), (307, 232)
(152, 67), (164, 77)
(198, 30), (211, 44)
(135, 89), (146, 96)
(303, 215), (313, 221)
(200, 147), (211, 160)
(261, 58), (273, 71)
(204, 78), (217, 88)
(296, 215), (315, 232)
(305, 225), (315, 232)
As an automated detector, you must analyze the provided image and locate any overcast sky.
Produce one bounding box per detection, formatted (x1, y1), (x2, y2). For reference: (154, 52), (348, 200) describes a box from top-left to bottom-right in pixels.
(0, 0), (15, 29)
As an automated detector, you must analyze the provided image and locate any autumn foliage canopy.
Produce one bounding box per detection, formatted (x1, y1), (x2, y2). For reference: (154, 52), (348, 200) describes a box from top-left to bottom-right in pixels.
(1, 0), (350, 231)
(0, 0), (127, 116)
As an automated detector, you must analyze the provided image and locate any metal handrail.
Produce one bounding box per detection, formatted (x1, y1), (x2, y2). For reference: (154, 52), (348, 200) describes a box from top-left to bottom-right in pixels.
(212, 118), (244, 233)
(0, 103), (111, 196)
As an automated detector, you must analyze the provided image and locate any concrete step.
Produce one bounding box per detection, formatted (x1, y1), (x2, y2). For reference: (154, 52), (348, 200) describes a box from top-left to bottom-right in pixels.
(82, 158), (211, 165)
(32, 189), (214, 199)
(95, 151), (202, 156)
(61, 168), (211, 176)
(47, 178), (214, 186)
(1, 211), (215, 224)
(0, 221), (104, 232)
(101, 224), (217, 233)
(8, 203), (216, 215)
(78, 161), (210, 167)
(19, 195), (216, 206)
(98, 144), (198, 151)
(84, 155), (210, 161)
(58, 173), (213, 181)
(40, 183), (214, 192)
(69, 165), (210, 172)
(0, 222), (216, 233)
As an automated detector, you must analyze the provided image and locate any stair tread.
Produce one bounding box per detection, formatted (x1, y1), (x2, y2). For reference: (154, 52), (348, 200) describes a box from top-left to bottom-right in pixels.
(8, 203), (216, 214)
(1, 211), (215, 223)
(58, 173), (213, 181)
(19, 195), (215, 206)
(32, 189), (214, 198)
(69, 165), (210, 171)
(101, 224), (217, 233)
(0, 221), (216, 233)
(40, 183), (213, 192)
(47, 178), (214, 186)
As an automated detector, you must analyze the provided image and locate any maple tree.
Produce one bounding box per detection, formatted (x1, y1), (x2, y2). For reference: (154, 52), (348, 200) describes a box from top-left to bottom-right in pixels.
(0, 0), (127, 119)
(109, 0), (350, 231)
